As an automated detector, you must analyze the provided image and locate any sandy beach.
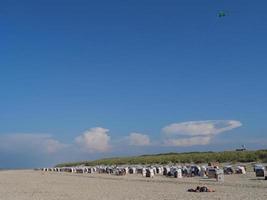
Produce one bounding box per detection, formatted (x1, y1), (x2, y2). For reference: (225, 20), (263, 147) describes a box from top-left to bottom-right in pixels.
(0, 170), (266, 200)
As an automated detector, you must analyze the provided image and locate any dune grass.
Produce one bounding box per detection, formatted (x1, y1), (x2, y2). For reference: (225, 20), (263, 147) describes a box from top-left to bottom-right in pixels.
(56, 149), (267, 167)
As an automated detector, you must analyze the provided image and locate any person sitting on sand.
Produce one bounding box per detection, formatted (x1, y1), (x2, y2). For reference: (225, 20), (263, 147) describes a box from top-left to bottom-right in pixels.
(187, 186), (215, 192)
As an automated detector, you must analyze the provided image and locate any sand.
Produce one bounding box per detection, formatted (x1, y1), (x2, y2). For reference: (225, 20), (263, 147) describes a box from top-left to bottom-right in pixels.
(0, 170), (266, 200)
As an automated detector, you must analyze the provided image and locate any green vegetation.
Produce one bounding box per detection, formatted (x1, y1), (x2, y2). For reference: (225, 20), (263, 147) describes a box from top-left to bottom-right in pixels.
(56, 149), (267, 167)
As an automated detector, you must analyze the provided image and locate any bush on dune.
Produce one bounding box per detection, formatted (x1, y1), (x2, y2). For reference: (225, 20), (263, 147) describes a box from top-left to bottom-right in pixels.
(56, 150), (267, 167)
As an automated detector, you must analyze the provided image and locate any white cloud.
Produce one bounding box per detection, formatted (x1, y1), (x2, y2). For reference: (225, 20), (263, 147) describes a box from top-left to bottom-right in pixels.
(43, 138), (67, 154)
(164, 136), (211, 147)
(0, 134), (67, 154)
(162, 120), (242, 136)
(162, 120), (242, 147)
(75, 127), (111, 153)
(128, 133), (150, 146)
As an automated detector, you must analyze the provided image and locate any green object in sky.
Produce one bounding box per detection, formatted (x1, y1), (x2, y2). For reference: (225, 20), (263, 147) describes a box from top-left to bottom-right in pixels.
(218, 11), (226, 17)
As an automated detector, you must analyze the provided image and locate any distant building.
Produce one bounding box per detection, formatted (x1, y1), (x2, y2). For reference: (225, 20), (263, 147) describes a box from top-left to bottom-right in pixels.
(236, 145), (247, 151)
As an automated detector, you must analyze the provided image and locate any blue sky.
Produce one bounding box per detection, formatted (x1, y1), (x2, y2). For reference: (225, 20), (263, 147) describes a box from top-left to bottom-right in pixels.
(1, 0), (267, 168)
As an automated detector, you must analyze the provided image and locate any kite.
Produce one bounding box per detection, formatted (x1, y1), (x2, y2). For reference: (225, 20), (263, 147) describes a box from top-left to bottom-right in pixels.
(218, 11), (227, 18)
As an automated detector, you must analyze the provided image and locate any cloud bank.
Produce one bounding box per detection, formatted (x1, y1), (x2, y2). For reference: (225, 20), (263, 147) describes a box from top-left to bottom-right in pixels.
(0, 120), (242, 167)
(0, 134), (67, 154)
(162, 120), (242, 147)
